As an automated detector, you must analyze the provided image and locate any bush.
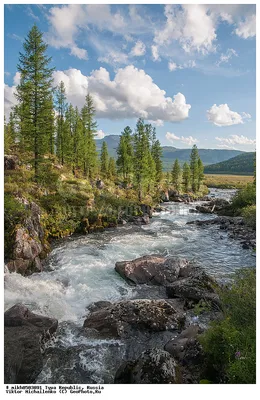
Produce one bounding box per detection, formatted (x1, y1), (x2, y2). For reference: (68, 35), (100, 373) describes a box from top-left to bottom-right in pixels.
(200, 268), (256, 384)
(231, 183), (256, 213)
(241, 205), (256, 230)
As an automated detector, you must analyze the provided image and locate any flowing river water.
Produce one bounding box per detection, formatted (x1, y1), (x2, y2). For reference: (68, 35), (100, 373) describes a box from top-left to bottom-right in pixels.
(4, 189), (255, 384)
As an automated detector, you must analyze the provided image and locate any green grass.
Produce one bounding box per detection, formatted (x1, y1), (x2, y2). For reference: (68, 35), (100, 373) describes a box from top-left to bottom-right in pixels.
(200, 268), (256, 384)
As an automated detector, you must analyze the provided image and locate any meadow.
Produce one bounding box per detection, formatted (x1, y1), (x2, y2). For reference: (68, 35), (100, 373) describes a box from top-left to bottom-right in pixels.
(204, 174), (253, 189)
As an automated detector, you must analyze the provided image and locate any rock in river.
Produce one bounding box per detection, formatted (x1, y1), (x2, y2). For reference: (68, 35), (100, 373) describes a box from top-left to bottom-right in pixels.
(4, 304), (58, 384)
(115, 254), (191, 286)
(83, 299), (185, 338)
(166, 269), (220, 307)
(114, 348), (181, 384)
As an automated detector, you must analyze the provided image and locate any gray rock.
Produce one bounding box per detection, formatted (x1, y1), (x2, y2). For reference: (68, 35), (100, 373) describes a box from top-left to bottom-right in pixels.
(4, 155), (19, 170)
(114, 348), (180, 384)
(4, 304), (58, 384)
(115, 254), (191, 286)
(83, 299), (185, 338)
(166, 271), (220, 307)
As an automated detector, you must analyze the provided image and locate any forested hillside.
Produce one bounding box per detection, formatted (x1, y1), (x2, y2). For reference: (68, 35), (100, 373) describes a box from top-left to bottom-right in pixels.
(96, 136), (244, 170)
(204, 152), (255, 175)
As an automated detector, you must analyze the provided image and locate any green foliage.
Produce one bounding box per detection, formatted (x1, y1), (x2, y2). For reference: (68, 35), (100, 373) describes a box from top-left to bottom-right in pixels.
(231, 183), (256, 212)
(241, 205), (256, 230)
(4, 194), (29, 258)
(171, 159), (182, 192)
(15, 24), (55, 180)
(190, 144), (199, 192)
(116, 126), (134, 182)
(55, 81), (67, 164)
(100, 141), (109, 178)
(81, 94), (98, 178)
(182, 162), (191, 192)
(200, 268), (256, 384)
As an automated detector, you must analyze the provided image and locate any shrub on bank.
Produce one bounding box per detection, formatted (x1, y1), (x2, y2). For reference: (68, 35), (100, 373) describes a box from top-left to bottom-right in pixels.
(199, 268), (256, 384)
(241, 205), (256, 230)
(231, 183), (256, 213)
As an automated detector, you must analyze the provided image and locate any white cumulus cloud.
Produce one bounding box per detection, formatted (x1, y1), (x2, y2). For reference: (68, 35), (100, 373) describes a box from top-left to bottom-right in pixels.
(154, 4), (217, 55)
(166, 132), (198, 146)
(95, 130), (105, 139)
(130, 40), (146, 57)
(216, 135), (255, 146)
(52, 66), (191, 123)
(207, 104), (251, 127)
(234, 14), (256, 38)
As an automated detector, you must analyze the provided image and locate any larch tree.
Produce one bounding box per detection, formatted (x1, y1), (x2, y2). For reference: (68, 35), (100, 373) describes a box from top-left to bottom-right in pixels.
(108, 157), (117, 180)
(15, 24), (55, 181)
(100, 141), (109, 178)
(151, 134), (163, 183)
(81, 94), (98, 179)
(190, 144), (200, 192)
(197, 158), (204, 191)
(56, 81), (67, 164)
(182, 162), (191, 192)
(171, 159), (182, 192)
(133, 118), (151, 201)
(116, 126), (134, 182)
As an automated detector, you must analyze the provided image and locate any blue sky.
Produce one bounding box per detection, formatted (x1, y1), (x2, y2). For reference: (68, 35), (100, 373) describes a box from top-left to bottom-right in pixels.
(4, 3), (256, 150)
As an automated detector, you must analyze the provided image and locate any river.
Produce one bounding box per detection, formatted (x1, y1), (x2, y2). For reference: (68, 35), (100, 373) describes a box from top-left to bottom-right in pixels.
(4, 189), (255, 384)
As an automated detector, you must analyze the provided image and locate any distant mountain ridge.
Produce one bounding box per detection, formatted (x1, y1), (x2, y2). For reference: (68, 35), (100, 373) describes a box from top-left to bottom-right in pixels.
(204, 152), (255, 175)
(95, 135), (245, 171)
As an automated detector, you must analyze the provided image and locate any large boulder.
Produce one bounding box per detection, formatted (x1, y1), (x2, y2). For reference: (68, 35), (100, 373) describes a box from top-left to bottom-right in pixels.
(4, 155), (19, 170)
(115, 255), (191, 286)
(114, 348), (181, 384)
(6, 200), (48, 275)
(132, 215), (150, 225)
(164, 325), (205, 384)
(83, 299), (185, 338)
(166, 270), (220, 307)
(4, 304), (58, 384)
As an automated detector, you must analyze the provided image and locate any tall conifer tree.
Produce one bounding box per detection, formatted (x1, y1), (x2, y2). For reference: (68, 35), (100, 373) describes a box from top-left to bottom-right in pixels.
(172, 159), (182, 192)
(81, 94), (98, 179)
(190, 144), (199, 192)
(116, 126), (134, 182)
(15, 25), (55, 180)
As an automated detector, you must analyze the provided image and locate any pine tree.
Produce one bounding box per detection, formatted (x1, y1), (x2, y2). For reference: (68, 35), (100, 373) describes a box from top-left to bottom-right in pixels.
(165, 171), (171, 189)
(197, 158), (204, 191)
(72, 107), (84, 175)
(56, 81), (67, 164)
(116, 126), (134, 182)
(15, 24), (55, 180)
(190, 144), (199, 192)
(81, 94), (98, 179)
(171, 159), (182, 192)
(63, 104), (75, 168)
(100, 141), (109, 178)
(182, 162), (191, 192)
(133, 118), (151, 201)
(151, 134), (163, 183)
(108, 157), (116, 180)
